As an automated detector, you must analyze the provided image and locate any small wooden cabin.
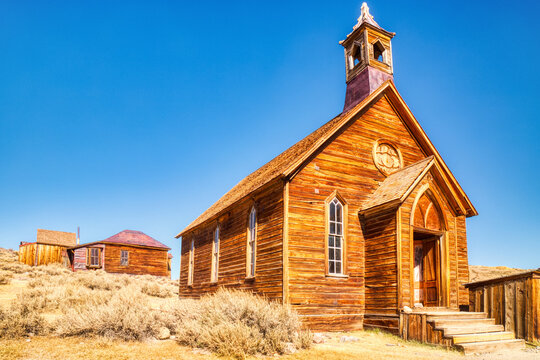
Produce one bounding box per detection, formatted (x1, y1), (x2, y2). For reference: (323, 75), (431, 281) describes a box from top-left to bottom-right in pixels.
(177, 4), (477, 332)
(19, 229), (76, 266)
(68, 230), (171, 277)
(467, 270), (540, 343)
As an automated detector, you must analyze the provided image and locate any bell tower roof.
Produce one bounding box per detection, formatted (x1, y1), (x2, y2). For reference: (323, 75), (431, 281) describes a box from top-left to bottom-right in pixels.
(355, 2), (382, 30)
(340, 3), (395, 112)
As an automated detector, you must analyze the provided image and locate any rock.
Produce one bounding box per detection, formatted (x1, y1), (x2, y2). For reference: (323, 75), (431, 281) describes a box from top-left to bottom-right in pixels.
(313, 333), (326, 344)
(403, 306), (412, 313)
(170, 335), (176, 340)
(339, 335), (359, 343)
(157, 327), (170, 340)
(283, 342), (297, 355)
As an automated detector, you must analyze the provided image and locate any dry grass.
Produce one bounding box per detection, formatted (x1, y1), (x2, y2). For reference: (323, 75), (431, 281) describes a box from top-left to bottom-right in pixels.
(0, 248), (310, 358)
(173, 288), (312, 357)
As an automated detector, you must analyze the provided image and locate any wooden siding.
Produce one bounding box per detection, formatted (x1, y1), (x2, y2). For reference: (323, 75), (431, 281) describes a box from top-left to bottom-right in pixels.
(104, 244), (169, 277)
(468, 272), (540, 342)
(18, 242), (69, 266)
(287, 95), (471, 330)
(287, 95), (426, 330)
(179, 179), (284, 301)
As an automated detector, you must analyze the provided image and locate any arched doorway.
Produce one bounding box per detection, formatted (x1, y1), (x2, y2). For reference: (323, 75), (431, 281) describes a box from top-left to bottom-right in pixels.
(411, 190), (445, 307)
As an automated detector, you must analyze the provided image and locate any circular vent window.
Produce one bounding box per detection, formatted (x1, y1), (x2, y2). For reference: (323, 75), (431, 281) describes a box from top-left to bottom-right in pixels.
(373, 141), (402, 176)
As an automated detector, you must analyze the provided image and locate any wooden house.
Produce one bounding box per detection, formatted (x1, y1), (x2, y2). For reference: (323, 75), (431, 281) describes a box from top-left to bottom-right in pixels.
(176, 5), (508, 347)
(19, 229), (76, 266)
(68, 230), (171, 277)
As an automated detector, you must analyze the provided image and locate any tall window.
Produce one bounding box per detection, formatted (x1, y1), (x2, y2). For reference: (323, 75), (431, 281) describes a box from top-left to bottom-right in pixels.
(89, 248), (100, 267)
(211, 226), (220, 282)
(120, 250), (129, 266)
(188, 239), (194, 285)
(328, 198), (343, 275)
(247, 206), (257, 277)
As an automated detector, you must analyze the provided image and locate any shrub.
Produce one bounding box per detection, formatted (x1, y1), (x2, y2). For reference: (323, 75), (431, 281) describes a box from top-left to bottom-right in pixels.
(174, 288), (312, 358)
(55, 286), (160, 341)
(0, 303), (47, 338)
(0, 271), (12, 285)
(141, 282), (174, 298)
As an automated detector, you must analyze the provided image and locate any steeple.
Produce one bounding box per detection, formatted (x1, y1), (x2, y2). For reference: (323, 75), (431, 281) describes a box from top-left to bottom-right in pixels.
(340, 3), (395, 112)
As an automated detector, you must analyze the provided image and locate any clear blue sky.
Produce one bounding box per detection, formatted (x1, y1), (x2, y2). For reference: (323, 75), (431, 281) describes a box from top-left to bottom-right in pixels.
(1, 1), (539, 279)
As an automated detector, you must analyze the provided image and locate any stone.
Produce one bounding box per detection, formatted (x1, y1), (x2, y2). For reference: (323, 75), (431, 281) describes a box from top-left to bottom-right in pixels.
(339, 335), (359, 343)
(403, 306), (413, 313)
(313, 333), (326, 344)
(283, 342), (297, 355)
(157, 327), (170, 340)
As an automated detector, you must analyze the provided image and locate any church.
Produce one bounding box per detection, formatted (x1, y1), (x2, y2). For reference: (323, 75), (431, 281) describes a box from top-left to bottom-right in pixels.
(177, 3), (478, 335)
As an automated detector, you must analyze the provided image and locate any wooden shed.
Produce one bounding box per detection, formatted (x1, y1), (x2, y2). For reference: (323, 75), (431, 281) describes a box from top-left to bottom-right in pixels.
(466, 270), (540, 343)
(19, 229), (76, 266)
(68, 230), (171, 277)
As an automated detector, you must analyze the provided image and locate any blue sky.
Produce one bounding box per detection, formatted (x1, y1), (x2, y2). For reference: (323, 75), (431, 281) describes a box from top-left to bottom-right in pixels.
(1, 1), (539, 279)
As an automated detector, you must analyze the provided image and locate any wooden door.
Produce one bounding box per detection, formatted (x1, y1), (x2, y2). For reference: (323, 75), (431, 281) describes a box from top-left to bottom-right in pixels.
(413, 238), (439, 307)
(422, 239), (438, 306)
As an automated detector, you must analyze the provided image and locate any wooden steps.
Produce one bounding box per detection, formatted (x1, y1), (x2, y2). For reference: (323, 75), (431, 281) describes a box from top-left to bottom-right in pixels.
(456, 339), (525, 355)
(401, 309), (525, 354)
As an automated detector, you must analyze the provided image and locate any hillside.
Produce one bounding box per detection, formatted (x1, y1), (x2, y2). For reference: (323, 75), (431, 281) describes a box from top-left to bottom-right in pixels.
(469, 265), (534, 283)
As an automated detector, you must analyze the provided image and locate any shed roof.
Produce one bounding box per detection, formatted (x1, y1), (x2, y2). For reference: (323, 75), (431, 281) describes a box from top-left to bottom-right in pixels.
(102, 230), (169, 249)
(37, 229), (76, 247)
(177, 81), (477, 237)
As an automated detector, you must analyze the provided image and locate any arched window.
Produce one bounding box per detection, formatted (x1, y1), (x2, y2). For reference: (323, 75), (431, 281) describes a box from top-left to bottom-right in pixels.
(187, 239), (194, 286)
(247, 206), (257, 277)
(328, 198), (344, 275)
(211, 226), (220, 282)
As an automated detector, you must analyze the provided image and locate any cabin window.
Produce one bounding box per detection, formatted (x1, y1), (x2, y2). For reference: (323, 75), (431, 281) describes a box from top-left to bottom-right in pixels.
(328, 198), (344, 275)
(89, 248), (100, 267)
(120, 250), (129, 266)
(188, 239), (194, 286)
(211, 226), (220, 282)
(247, 206), (257, 277)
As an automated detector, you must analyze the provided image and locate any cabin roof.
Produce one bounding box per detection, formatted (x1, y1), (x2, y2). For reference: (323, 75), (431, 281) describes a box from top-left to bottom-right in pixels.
(36, 229), (76, 247)
(71, 230), (170, 250)
(360, 156), (434, 212)
(177, 81), (477, 237)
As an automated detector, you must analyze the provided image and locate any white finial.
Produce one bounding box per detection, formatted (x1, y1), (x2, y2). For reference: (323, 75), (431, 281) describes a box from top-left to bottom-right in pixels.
(354, 2), (381, 29)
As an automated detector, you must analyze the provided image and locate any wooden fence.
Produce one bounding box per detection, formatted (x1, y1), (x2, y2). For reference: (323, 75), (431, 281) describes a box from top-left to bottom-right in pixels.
(466, 270), (540, 343)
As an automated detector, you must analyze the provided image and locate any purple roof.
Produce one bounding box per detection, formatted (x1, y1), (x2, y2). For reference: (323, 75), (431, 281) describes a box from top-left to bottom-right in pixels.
(102, 230), (169, 249)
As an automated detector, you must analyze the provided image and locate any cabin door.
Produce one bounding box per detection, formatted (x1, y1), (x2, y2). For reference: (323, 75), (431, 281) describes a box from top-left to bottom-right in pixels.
(413, 234), (440, 307)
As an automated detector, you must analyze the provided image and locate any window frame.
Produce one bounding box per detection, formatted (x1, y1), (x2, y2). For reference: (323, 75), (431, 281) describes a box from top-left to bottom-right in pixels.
(187, 239), (194, 286)
(246, 206), (257, 278)
(88, 247), (101, 268)
(120, 250), (129, 266)
(211, 225), (220, 283)
(325, 192), (348, 277)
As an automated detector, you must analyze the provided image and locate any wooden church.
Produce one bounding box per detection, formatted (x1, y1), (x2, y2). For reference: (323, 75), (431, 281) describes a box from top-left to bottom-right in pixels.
(176, 3), (497, 343)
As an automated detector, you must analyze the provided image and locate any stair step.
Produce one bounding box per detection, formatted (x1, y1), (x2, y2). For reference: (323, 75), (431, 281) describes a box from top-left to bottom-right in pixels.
(427, 312), (487, 322)
(439, 324), (504, 336)
(451, 331), (515, 344)
(456, 339), (525, 355)
(432, 318), (495, 328)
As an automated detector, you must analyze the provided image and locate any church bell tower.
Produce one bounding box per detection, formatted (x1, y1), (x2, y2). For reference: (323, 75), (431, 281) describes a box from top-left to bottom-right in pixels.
(340, 3), (395, 112)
